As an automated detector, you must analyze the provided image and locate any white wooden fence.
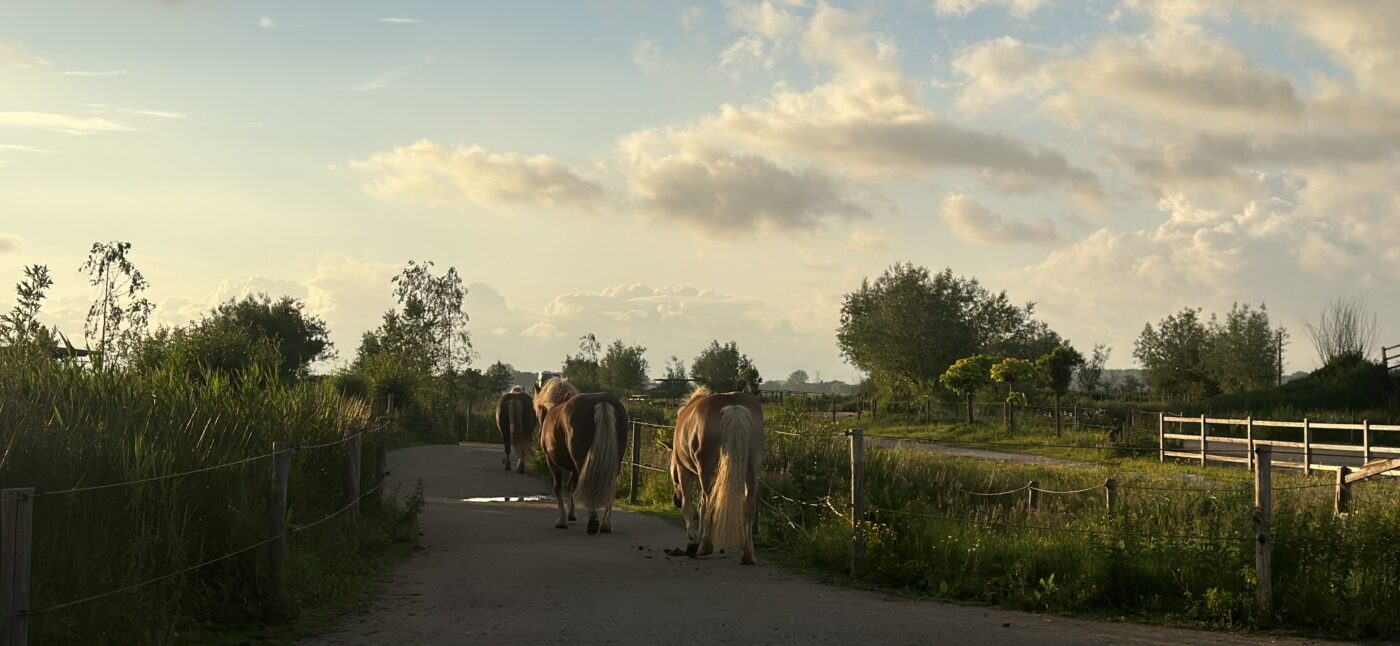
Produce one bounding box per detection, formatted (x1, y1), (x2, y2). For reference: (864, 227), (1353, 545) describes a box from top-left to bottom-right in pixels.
(1158, 414), (1400, 473)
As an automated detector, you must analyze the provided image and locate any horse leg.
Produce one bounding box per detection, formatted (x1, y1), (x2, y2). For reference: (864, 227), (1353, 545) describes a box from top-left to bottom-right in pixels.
(600, 504), (613, 533)
(740, 469), (757, 565)
(549, 462), (567, 529)
(678, 469), (701, 557)
(502, 424), (512, 470)
(696, 471), (715, 557)
(567, 471), (579, 522)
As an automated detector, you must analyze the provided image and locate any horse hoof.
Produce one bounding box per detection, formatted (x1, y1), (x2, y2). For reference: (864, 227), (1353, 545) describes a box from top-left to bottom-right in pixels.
(555, 522), (568, 529)
(587, 518), (600, 535)
(740, 556), (756, 565)
(600, 524), (612, 534)
(685, 543), (699, 558)
(568, 514), (577, 522)
(697, 546), (713, 557)
(516, 465), (526, 474)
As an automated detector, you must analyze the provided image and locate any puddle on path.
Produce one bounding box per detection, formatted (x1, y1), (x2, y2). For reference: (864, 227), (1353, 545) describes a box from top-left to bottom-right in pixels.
(459, 495), (551, 503)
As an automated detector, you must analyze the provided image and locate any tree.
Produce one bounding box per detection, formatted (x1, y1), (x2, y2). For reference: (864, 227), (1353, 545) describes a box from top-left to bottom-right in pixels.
(787, 369), (809, 389)
(1075, 344), (1110, 394)
(939, 355), (994, 423)
(1307, 295), (1377, 368)
(81, 241), (154, 369)
(991, 357), (1037, 398)
(0, 264), (57, 351)
(1036, 346), (1084, 435)
(391, 260), (473, 375)
(203, 293), (334, 380)
(691, 340), (756, 392)
(1134, 308), (1214, 401)
(599, 340), (649, 395)
(483, 361), (514, 395)
(1205, 303), (1286, 393)
(838, 263), (1061, 398)
(656, 355), (689, 397)
(562, 332), (603, 392)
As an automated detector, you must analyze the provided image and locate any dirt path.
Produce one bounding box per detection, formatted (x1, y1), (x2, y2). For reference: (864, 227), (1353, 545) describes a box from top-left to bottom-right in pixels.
(302, 444), (1327, 646)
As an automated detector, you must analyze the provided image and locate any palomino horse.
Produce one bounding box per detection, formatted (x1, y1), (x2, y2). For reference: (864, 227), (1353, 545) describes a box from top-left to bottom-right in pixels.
(495, 386), (538, 473)
(671, 387), (765, 564)
(537, 378), (629, 534)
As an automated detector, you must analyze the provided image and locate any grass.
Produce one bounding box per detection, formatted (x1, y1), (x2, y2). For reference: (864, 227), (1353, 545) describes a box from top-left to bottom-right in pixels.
(0, 352), (424, 645)
(615, 398), (1400, 639)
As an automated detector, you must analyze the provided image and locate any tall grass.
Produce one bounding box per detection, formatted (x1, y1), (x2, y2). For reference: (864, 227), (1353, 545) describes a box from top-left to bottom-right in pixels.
(0, 352), (420, 644)
(625, 397), (1400, 638)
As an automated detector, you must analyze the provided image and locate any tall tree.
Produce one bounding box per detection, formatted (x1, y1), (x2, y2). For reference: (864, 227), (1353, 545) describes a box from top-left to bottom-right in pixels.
(786, 369), (809, 389)
(838, 263), (1061, 398)
(657, 355), (689, 397)
(0, 264), (57, 350)
(1205, 303), (1286, 393)
(691, 340), (756, 392)
(391, 260), (473, 375)
(1307, 295), (1377, 367)
(991, 357), (1037, 401)
(483, 361), (514, 394)
(1074, 344), (1110, 394)
(1036, 346), (1084, 435)
(81, 241), (154, 369)
(1134, 308), (1214, 401)
(562, 332), (603, 392)
(203, 293), (334, 380)
(599, 340), (649, 395)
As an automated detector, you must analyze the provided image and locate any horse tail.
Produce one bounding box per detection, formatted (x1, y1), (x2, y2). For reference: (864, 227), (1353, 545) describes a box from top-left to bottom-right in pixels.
(574, 402), (620, 510)
(708, 405), (758, 552)
(508, 398), (531, 464)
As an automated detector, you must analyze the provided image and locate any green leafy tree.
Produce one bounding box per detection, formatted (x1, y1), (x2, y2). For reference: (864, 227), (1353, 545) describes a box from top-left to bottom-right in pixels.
(656, 355), (689, 397)
(991, 357), (1037, 400)
(838, 263), (1061, 398)
(1074, 344), (1110, 394)
(1134, 308), (1214, 401)
(562, 333), (603, 392)
(599, 340), (649, 395)
(787, 369), (809, 389)
(1307, 295), (1377, 367)
(81, 241), (154, 369)
(939, 354), (994, 423)
(1205, 303), (1286, 393)
(391, 260), (473, 375)
(0, 264), (58, 351)
(483, 361), (514, 395)
(203, 293), (334, 380)
(1036, 346), (1084, 435)
(691, 340), (756, 392)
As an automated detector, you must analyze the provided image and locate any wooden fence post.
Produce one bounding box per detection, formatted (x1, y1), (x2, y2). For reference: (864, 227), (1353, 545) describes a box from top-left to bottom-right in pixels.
(1104, 478), (1117, 516)
(831, 395), (837, 423)
(1, 488), (34, 646)
(1158, 413), (1165, 463)
(1246, 416), (1255, 472)
(269, 442), (292, 617)
(377, 422), (389, 491)
(1027, 480), (1040, 513)
(849, 428), (865, 579)
(1254, 444), (1273, 628)
(629, 421), (642, 504)
(1302, 418), (1312, 475)
(1199, 414), (1208, 466)
(343, 429), (362, 519)
(1335, 466), (1351, 516)
(1363, 420), (1372, 463)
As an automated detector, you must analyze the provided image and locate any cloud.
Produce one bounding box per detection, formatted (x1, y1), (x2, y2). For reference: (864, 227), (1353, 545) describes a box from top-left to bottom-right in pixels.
(633, 38), (664, 72)
(121, 108), (188, 119)
(941, 195), (1062, 245)
(522, 322), (564, 339)
(934, 0), (1046, 18)
(351, 139), (606, 213)
(258, 16), (275, 29)
(0, 41), (48, 70)
(621, 134), (871, 237)
(847, 227), (892, 252)
(0, 234), (21, 253)
(60, 69), (129, 77)
(378, 17), (423, 24)
(345, 54), (434, 92)
(681, 6), (705, 32)
(0, 112), (134, 135)
(0, 144), (55, 154)
(724, 0), (802, 41)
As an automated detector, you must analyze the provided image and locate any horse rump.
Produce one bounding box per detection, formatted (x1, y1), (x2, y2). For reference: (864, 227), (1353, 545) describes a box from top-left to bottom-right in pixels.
(706, 404), (760, 552)
(573, 401), (621, 511)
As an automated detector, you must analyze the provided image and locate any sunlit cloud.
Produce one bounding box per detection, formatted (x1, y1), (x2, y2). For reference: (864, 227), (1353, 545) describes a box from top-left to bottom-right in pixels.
(0, 111), (134, 135)
(378, 17), (423, 24)
(60, 69), (129, 77)
(258, 16), (275, 29)
(344, 54), (434, 92)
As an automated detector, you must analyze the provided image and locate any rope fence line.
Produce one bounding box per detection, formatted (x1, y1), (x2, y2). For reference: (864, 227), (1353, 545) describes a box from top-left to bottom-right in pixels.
(30, 424), (387, 499)
(15, 477), (389, 619)
(622, 460), (668, 474)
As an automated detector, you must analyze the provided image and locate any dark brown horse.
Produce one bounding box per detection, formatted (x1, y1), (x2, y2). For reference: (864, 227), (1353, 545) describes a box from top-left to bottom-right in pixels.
(538, 378), (629, 534)
(495, 386), (538, 473)
(671, 387), (765, 564)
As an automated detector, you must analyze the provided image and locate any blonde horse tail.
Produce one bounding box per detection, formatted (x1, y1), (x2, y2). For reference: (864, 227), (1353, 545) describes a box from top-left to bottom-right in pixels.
(708, 405), (757, 552)
(508, 399), (531, 464)
(575, 402), (620, 510)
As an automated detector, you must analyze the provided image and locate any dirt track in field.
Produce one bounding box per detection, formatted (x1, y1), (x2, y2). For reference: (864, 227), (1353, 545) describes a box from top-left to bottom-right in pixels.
(301, 444), (1329, 646)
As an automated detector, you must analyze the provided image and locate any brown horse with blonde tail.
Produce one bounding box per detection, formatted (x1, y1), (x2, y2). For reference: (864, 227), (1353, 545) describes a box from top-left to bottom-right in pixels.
(537, 378), (629, 533)
(495, 386), (538, 473)
(671, 387), (765, 564)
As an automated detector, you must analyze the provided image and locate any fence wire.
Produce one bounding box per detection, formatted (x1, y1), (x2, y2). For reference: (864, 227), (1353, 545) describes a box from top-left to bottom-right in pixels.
(868, 506), (1252, 543)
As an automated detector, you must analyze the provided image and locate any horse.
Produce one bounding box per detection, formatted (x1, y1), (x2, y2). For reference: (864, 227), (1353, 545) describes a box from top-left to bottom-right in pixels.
(495, 386), (538, 473)
(537, 377), (629, 534)
(670, 387), (765, 564)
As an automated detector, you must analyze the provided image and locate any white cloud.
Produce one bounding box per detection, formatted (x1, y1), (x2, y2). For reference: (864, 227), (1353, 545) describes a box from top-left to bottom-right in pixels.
(60, 69), (129, 77)
(0, 41), (48, 70)
(724, 0), (802, 41)
(681, 6), (705, 32)
(847, 227), (893, 252)
(121, 108), (188, 120)
(258, 16), (275, 29)
(0, 234), (21, 253)
(522, 322), (564, 339)
(940, 195), (1062, 245)
(345, 54), (434, 92)
(0, 144), (56, 154)
(0, 112), (134, 135)
(934, 0), (1046, 18)
(633, 38), (664, 72)
(378, 17), (423, 24)
(351, 139), (606, 213)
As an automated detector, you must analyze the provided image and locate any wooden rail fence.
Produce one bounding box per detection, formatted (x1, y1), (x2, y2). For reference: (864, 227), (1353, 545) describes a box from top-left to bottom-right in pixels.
(1158, 413), (1400, 475)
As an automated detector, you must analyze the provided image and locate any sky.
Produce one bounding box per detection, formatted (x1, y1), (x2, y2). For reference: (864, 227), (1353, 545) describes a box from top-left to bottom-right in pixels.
(2, 0), (1399, 381)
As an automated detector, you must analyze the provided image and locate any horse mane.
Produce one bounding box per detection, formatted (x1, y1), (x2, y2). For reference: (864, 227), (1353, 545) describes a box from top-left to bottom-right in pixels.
(683, 386), (713, 407)
(536, 377), (579, 411)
